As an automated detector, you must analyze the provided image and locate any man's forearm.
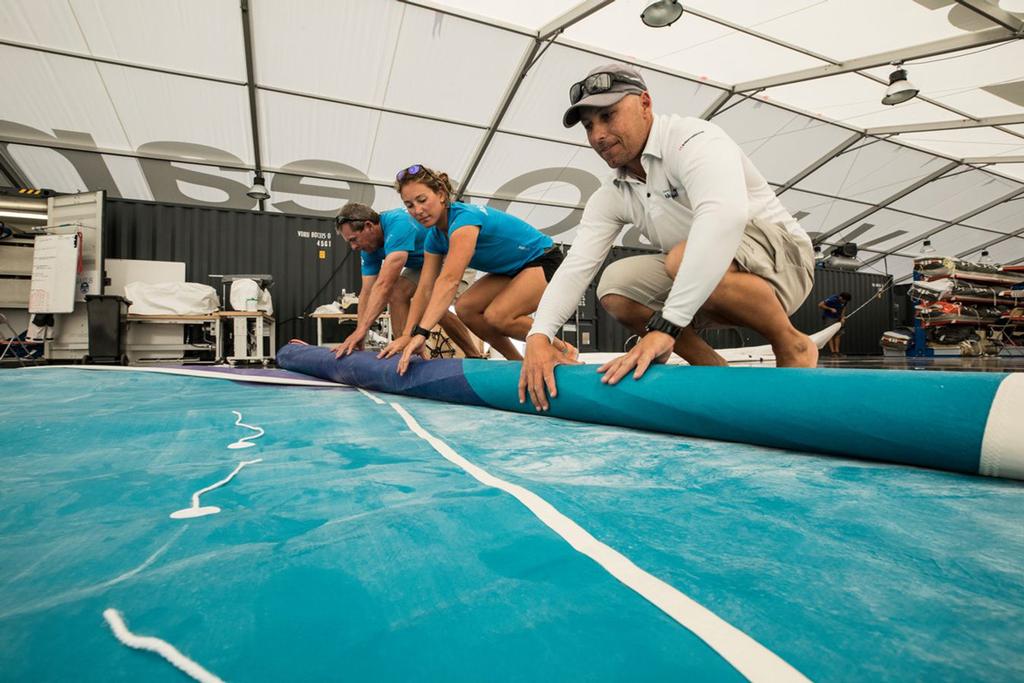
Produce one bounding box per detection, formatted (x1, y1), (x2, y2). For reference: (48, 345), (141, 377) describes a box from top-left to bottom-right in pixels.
(357, 277), (396, 333)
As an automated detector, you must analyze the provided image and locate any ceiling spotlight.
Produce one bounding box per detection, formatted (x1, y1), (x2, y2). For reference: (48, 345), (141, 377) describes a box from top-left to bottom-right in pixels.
(882, 61), (919, 106)
(641, 0), (684, 28)
(920, 239), (936, 255)
(978, 249), (994, 265)
(247, 174), (269, 201)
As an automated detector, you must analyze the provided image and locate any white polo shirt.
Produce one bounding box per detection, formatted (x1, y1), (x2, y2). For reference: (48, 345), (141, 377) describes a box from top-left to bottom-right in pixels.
(529, 113), (810, 338)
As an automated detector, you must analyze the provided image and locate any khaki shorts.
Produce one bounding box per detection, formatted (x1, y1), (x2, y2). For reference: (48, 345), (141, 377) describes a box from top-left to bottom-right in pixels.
(400, 267), (475, 298)
(596, 218), (814, 329)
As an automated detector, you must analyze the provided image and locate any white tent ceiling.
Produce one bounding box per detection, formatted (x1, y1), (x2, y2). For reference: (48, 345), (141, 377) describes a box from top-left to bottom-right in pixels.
(1, 0), (1023, 281)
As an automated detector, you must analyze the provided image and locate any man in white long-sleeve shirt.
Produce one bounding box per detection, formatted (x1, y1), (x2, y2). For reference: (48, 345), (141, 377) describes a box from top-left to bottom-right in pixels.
(519, 63), (817, 411)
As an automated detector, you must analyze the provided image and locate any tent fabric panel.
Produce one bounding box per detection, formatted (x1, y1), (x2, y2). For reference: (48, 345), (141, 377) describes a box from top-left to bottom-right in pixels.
(830, 209), (945, 252)
(962, 197), (1024, 235)
(6, 144), (93, 195)
(863, 41), (1024, 119)
(862, 253), (914, 281)
(0, 45), (131, 150)
(69, 0), (246, 81)
(257, 90), (382, 176)
(900, 223), (1002, 257)
(382, 4), (535, 126)
(368, 113), (484, 186)
(501, 44), (726, 146)
(711, 98), (856, 185)
(775, 189), (872, 240)
(686, 0), (989, 61)
(566, 0), (830, 84)
(103, 154), (155, 201)
(425, 0), (581, 32)
(757, 74), (960, 130)
(794, 139), (947, 203)
(0, 0), (90, 53)
(465, 132), (609, 204)
(96, 64), (253, 166)
(964, 236), (1024, 264)
(989, 163), (1024, 182)
(897, 128), (1024, 160)
(890, 168), (1022, 224)
(252, 0), (403, 108)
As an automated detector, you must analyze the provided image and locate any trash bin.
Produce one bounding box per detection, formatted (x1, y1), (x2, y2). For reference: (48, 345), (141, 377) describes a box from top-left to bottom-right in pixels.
(84, 295), (131, 364)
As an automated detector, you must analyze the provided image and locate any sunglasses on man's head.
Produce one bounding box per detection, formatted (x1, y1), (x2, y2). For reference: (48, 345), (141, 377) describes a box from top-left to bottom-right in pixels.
(569, 72), (646, 105)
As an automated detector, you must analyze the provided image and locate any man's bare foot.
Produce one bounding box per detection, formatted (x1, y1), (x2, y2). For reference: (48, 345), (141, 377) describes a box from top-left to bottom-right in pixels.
(288, 338), (309, 346)
(775, 333), (818, 368)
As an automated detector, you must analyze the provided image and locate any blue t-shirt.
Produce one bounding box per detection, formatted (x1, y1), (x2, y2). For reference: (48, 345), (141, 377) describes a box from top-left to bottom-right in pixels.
(821, 294), (847, 320)
(423, 202), (552, 275)
(359, 208), (426, 276)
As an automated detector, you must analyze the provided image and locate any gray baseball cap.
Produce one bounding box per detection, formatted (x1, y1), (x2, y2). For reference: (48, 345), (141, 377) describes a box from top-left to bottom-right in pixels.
(563, 63), (648, 128)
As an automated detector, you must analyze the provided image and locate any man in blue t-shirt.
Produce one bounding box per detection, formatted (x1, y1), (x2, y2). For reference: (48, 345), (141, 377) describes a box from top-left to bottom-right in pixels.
(818, 292), (851, 357)
(332, 202), (479, 358)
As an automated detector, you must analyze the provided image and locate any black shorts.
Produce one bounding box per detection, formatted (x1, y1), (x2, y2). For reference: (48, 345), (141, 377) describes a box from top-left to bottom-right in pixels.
(512, 246), (563, 282)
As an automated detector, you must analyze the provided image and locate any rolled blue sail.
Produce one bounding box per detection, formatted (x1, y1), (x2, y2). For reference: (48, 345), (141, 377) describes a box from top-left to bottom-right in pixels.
(276, 344), (1024, 481)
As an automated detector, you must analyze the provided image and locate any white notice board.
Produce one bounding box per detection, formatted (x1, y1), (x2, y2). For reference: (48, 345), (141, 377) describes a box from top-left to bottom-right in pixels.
(29, 233), (81, 314)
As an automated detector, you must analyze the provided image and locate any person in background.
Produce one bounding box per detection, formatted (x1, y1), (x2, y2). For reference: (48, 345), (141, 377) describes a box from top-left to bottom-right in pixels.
(818, 292), (851, 357)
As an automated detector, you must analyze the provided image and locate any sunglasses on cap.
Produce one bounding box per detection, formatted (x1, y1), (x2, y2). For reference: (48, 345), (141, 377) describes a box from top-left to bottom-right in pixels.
(569, 72), (646, 105)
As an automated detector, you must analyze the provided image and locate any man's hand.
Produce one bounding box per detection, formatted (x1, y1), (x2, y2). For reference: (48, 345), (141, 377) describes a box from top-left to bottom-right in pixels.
(332, 329), (366, 358)
(397, 334), (428, 376)
(518, 334), (583, 412)
(378, 334), (412, 360)
(597, 331), (674, 385)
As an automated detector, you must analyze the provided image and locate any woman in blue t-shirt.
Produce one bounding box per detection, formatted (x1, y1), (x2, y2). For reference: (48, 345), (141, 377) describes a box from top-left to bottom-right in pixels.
(380, 164), (574, 374)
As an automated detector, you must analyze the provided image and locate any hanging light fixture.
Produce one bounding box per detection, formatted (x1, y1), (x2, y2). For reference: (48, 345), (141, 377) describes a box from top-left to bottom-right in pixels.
(978, 249), (994, 265)
(247, 174), (270, 201)
(641, 0), (684, 28)
(919, 239), (936, 255)
(882, 61), (919, 106)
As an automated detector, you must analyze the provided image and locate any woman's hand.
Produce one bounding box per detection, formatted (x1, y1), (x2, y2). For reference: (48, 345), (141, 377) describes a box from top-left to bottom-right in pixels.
(378, 335), (412, 360)
(397, 334), (428, 376)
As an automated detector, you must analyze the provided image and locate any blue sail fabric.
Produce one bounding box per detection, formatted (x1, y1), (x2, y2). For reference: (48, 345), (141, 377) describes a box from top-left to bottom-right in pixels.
(276, 344), (486, 406)
(276, 344), (1022, 480)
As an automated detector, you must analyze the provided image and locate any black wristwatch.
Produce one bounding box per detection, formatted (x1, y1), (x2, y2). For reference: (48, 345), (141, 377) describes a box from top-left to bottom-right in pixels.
(645, 312), (684, 339)
(411, 324), (432, 338)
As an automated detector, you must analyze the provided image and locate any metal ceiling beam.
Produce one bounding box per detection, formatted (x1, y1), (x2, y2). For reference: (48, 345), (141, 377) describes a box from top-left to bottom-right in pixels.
(0, 135), (588, 211)
(956, 225), (1024, 259)
(963, 155), (1024, 164)
(734, 26), (1015, 93)
(539, 0), (616, 41)
(699, 91), (733, 120)
(866, 114), (1024, 136)
(396, 0), (535, 37)
(239, 0), (265, 210)
(0, 38), (245, 86)
(813, 161), (960, 244)
(954, 0), (1024, 33)
(0, 145), (31, 188)
(456, 40), (545, 200)
(860, 185), (1024, 267)
(774, 132), (864, 195)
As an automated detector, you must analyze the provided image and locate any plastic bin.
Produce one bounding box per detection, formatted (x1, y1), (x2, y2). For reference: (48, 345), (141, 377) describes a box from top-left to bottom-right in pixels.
(84, 295), (131, 364)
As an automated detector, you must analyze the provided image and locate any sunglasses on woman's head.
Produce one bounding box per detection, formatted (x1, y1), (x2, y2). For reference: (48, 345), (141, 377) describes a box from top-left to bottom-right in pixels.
(396, 164), (429, 182)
